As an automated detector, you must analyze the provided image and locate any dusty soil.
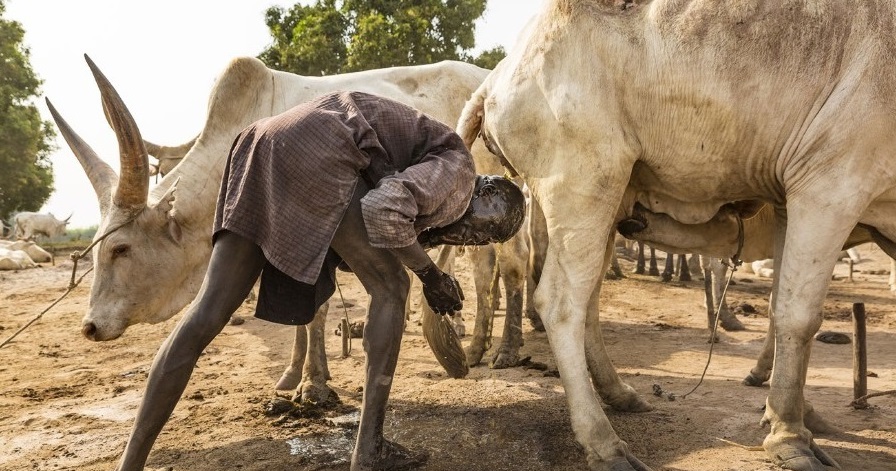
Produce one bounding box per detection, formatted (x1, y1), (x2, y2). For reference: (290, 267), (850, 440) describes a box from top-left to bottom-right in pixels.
(1, 244), (895, 471)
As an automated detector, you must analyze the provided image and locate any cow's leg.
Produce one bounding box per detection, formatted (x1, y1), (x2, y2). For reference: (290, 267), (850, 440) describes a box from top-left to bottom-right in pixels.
(761, 200), (854, 470)
(889, 258), (895, 294)
(276, 326), (307, 391)
(585, 235), (653, 413)
(525, 195), (547, 331)
(744, 291), (776, 387)
(707, 257), (745, 332)
(677, 254), (691, 282)
(491, 230), (528, 369)
(533, 180), (648, 471)
(465, 245), (498, 367)
(275, 303), (332, 396)
(329, 184), (423, 471)
(661, 253), (674, 282)
(297, 302), (334, 402)
(634, 241), (646, 274)
(606, 251), (625, 279)
(647, 246), (660, 276)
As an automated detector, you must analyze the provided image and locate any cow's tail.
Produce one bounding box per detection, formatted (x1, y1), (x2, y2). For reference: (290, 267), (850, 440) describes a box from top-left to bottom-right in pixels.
(457, 78), (489, 150)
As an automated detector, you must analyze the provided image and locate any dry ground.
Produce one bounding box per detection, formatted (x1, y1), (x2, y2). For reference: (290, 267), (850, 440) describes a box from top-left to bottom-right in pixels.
(1, 243), (894, 471)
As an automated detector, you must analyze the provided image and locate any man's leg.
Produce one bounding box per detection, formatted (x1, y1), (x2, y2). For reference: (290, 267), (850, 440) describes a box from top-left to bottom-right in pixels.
(330, 182), (421, 470)
(116, 231), (265, 471)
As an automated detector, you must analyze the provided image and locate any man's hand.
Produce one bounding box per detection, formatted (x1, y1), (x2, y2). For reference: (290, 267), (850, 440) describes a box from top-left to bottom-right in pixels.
(412, 263), (464, 314)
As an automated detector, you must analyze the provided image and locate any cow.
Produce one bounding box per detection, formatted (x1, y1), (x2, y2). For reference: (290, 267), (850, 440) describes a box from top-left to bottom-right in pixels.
(619, 203), (894, 389)
(0, 247), (37, 270)
(0, 240), (53, 263)
(47, 55), (532, 402)
(13, 212), (71, 241)
(457, 1), (896, 469)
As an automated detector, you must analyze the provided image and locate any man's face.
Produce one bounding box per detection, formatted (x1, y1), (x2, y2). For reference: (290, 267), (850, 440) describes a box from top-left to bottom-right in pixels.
(421, 175), (525, 247)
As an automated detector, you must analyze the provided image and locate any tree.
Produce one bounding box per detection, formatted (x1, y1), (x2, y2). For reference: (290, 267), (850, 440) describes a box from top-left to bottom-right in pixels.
(0, 0), (55, 222)
(259, 0), (505, 76)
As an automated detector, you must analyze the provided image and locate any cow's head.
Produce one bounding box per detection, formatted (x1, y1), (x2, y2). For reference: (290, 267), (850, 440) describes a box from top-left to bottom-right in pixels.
(47, 55), (209, 341)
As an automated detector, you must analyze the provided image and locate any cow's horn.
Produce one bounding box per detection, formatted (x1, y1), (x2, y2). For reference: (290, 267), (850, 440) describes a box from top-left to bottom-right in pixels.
(45, 98), (118, 215)
(84, 54), (149, 214)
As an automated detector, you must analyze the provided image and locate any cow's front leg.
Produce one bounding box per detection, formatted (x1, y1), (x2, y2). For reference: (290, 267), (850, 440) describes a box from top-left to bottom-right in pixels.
(761, 203), (846, 471)
(275, 303), (334, 405)
(298, 303), (335, 403)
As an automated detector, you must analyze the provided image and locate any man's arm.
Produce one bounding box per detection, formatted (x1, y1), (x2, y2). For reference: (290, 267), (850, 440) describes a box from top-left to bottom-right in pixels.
(389, 242), (463, 314)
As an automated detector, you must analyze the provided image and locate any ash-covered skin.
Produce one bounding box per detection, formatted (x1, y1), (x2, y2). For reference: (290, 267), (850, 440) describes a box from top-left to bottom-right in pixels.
(418, 175), (526, 249)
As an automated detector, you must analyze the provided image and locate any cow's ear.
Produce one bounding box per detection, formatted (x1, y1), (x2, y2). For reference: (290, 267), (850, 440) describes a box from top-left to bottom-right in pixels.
(155, 178), (182, 244)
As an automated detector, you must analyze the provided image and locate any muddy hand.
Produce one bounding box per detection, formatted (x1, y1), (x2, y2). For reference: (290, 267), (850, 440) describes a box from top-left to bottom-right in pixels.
(413, 264), (464, 314)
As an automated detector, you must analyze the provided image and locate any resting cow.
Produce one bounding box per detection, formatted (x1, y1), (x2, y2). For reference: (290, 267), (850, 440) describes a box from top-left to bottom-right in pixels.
(458, 1), (896, 470)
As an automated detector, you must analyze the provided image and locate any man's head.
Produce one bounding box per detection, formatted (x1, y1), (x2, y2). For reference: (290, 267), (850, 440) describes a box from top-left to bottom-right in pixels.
(420, 175), (526, 248)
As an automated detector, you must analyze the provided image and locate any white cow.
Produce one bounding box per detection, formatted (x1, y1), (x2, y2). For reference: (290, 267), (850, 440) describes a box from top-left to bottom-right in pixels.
(13, 212), (70, 240)
(0, 240), (53, 263)
(618, 203), (893, 390)
(0, 247), (37, 270)
(458, 1), (896, 470)
(48, 56), (531, 400)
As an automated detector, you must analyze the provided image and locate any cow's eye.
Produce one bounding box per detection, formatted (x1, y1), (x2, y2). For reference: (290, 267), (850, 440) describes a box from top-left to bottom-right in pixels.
(111, 244), (130, 258)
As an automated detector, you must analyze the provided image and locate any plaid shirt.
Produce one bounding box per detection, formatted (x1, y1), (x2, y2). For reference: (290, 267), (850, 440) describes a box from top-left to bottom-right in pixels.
(214, 91), (475, 285)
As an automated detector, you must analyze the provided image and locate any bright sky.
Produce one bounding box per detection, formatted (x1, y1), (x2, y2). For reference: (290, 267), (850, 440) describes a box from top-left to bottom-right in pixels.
(5, 0), (543, 228)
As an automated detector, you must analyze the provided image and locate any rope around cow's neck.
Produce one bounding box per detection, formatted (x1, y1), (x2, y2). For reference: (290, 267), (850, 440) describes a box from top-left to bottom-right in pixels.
(678, 214), (745, 400)
(0, 218), (135, 348)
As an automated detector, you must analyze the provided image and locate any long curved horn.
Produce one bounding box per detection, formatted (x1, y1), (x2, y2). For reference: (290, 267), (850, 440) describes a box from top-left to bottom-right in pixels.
(84, 54), (149, 214)
(45, 98), (118, 215)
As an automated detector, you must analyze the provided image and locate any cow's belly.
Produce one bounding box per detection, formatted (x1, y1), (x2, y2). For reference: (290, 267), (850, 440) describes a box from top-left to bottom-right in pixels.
(626, 158), (769, 224)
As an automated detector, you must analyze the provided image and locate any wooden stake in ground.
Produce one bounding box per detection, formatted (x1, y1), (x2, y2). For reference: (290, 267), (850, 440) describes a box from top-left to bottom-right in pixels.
(852, 302), (868, 409)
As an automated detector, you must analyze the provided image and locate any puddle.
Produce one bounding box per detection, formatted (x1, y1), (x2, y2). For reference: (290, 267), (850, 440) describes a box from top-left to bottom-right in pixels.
(286, 430), (354, 467)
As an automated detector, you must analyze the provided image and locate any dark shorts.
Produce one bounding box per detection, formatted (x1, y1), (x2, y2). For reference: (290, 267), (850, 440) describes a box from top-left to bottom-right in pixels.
(255, 249), (343, 325)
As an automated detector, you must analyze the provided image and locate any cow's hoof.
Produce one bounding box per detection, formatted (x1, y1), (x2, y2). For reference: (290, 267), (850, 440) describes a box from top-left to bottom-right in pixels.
(605, 389), (653, 413)
(742, 371), (769, 387)
(526, 313), (545, 332)
(591, 454), (652, 471)
(465, 345), (486, 367)
(490, 351), (520, 369)
(371, 439), (428, 471)
(766, 440), (840, 471)
(294, 382), (337, 406)
(720, 314), (745, 331)
(274, 368), (301, 391)
(229, 315), (245, 326)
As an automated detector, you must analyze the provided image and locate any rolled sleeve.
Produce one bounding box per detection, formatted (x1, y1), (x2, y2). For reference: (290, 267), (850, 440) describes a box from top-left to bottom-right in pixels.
(361, 148), (475, 248)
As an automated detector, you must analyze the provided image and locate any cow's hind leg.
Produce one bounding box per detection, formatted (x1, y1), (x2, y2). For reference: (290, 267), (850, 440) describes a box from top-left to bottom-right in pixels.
(465, 245), (498, 367)
(761, 200), (854, 471)
(585, 236), (652, 413)
(490, 230), (528, 369)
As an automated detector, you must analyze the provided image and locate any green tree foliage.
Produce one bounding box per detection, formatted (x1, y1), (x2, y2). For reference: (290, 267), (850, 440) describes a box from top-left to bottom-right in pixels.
(259, 0), (504, 76)
(0, 0), (55, 221)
